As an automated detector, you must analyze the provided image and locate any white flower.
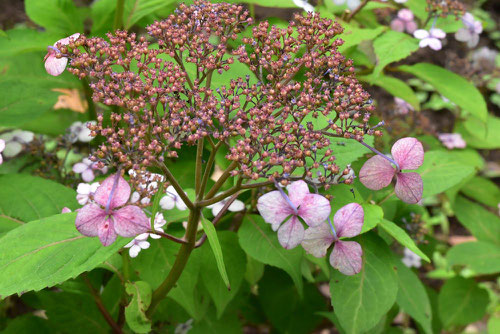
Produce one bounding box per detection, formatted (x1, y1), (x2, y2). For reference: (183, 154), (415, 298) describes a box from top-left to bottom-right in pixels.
(76, 182), (100, 205)
(402, 248), (421, 268)
(160, 185), (187, 211)
(394, 0), (407, 3)
(124, 233), (150, 258)
(414, 28), (446, 51)
(333, 0), (361, 10)
(150, 213), (167, 239)
(455, 13), (482, 48)
(130, 191), (151, 205)
(0, 130), (34, 158)
(0, 139), (4, 165)
(293, 0), (314, 12)
(68, 121), (95, 143)
(207, 194), (245, 216)
(72, 158), (108, 182)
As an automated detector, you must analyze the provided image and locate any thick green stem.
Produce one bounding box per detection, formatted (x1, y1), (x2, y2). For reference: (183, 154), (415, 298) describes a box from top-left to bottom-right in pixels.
(146, 208), (201, 317)
(113, 0), (125, 30)
(195, 139), (204, 198)
(205, 160), (239, 199)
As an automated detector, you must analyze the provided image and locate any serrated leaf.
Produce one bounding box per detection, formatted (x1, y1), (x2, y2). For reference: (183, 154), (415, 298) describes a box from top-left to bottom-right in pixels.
(238, 215), (303, 296)
(453, 196), (500, 245)
(447, 241), (500, 275)
(379, 219), (429, 262)
(372, 31), (419, 77)
(125, 281), (152, 334)
(0, 213), (127, 296)
(330, 233), (398, 334)
(200, 215), (230, 290)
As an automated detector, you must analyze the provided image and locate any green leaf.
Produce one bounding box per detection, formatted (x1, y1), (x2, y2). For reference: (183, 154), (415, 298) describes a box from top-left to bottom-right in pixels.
(0, 213), (127, 296)
(125, 281), (152, 334)
(394, 257), (433, 334)
(244, 254), (265, 285)
(398, 63), (487, 121)
(0, 28), (61, 57)
(460, 176), (500, 208)
(90, 0), (115, 35)
(238, 215), (303, 296)
(190, 308), (242, 334)
(417, 151), (475, 198)
(455, 115), (500, 149)
(361, 74), (420, 111)
(360, 204), (384, 234)
(338, 26), (385, 53)
(379, 219), (429, 262)
(453, 196), (500, 245)
(200, 215), (230, 290)
(447, 241), (500, 275)
(330, 233), (398, 334)
(123, 0), (176, 29)
(25, 0), (84, 35)
(0, 174), (79, 224)
(199, 231), (246, 318)
(328, 136), (375, 169)
(372, 31), (419, 77)
(438, 277), (489, 328)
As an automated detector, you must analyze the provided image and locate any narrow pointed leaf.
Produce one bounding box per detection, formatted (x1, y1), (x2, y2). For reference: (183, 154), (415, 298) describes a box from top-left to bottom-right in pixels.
(200, 215), (230, 290)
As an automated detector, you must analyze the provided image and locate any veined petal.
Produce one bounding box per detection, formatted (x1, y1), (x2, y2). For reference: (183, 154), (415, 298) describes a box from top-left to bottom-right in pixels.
(81, 169), (95, 183)
(391, 137), (424, 170)
(98, 218), (117, 246)
(55, 33), (81, 46)
(112, 205), (150, 237)
(94, 174), (131, 209)
(333, 203), (364, 238)
(72, 162), (88, 174)
(286, 180), (310, 207)
(298, 193), (331, 227)
(44, 55), (68, 76)
(301, 223), (335, 257)
(359, 155), (395, 190)
(277, 216), (305, 249)
(330, 240), (363, 275)
(395, 172), (423, 204)
(75, 203), (106, 237)
(257, 190), (294, 230)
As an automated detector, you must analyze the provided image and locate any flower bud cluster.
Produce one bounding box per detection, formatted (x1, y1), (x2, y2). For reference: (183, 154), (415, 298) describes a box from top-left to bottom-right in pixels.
(426, 0), (465, 18)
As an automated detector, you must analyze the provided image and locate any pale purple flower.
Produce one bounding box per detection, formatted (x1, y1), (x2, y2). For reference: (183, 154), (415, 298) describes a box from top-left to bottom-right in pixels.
(359, 137), (424, 204)
(414, 28), (446, 51)
(0, 130), (34, 158)
(302, 203), (364, 275)
(124, 233), (150, 258)
(150, 212), (167, 239)
(455, 13), (482, 48)
(160, 185), (187, 211)
(68, 121), (95, 143)
(0, 139), (4, 165)
(391, 9), (417, 34)
(72, 158), (108, 182)
(257, 180), (331, 249)
(76, 182), (100, 205)
(333, 0), (360, 11)
(75, 174), (150, 246)
(402, 248), (421, 268)
(207, 194), (245, 216)
(44, 33), (80, 76)
(394, 97), (414, 115)
(438, 133), (466, 149)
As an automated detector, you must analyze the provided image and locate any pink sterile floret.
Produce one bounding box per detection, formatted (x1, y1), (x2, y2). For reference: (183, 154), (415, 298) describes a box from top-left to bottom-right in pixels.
(301, 203), (364, 275)
(75, 173), (150, 246)
(257, 180), (331, 250)
(359, 137), (424, 204)
(44, 33), (80, 76)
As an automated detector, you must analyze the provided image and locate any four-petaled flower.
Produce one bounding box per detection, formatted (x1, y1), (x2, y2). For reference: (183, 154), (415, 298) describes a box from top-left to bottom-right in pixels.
(455, 13), (482, 48)
(124, 213), (167, 257)
(438, 133), (466, 150)
(76, 182), (100, 205)
(257, 180), (331, 249)
(414, 28), (446, 51)
(160, 185), (188, 211)
(73, 158), (108, 182)
(207, 194), (245, 216)
(302, 203), (364, 275)
(359, 137), (424, 204)
(390, 9), (417, 34)
(0, 130), (34, 158)
(44, 33), (80, 76)
(75, 173), (150, 246)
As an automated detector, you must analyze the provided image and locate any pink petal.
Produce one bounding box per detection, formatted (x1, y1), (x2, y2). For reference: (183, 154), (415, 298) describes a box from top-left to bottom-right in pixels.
(112, 205), (150, 237)
(390, 19), (405, 32)
(81, 169), (95, 183)
(286, 180), (310, 208)
(55, 33), (81, 46)
(391, 137), (424, 170)
(430, 28), (446, 39)
(398, 9), (414, 21)
(94, 174), (131, 209)
(72, 162), (88, 173)
(98, 218), (117, 246)
(297, 193), (331, 227)
(257, 190), (294, 231)
(333, 203), (364, 238)
(359, 155), (395, 190)
(75, 203), (106, 237)
(44, 55), (68, 76)
(395, 172), (423, 204)
(277, 216), (304, 250)
(0, 139), (5, 152)
(330, 241), (363, 275)
(405, 21), (417, 34)
(301, 223), (335, 257)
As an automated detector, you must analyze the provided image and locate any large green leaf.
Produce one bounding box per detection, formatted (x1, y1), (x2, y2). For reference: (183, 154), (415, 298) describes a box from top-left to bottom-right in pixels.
(372, 31), (419, 77)
(361, 74), (420, 111)
(399, 63), (487, 121)
(0, 28), (61, 57)
(199, 232), (246, 318)
(394, 257), (432, 334)
(337, 26), (385, 52)
(123, 0), (177, 29)
(417, 151), (475, 198)
(125, 281), (152, 334)
(200, 215), (230, 289)
(238, 215), (304, 295)
(447, 241), (500, 275)
(330, 233), (398, 334)
(360, 204), (384, 234)
(438, 277), (489, 328)
(0, 213), (127, 296)
(460, 176), (500, 208)
(453, 196), (500, 245)
(455, 115), (500, 149)
(379, 219), (429, 262)
(25, 0), (84, 35)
